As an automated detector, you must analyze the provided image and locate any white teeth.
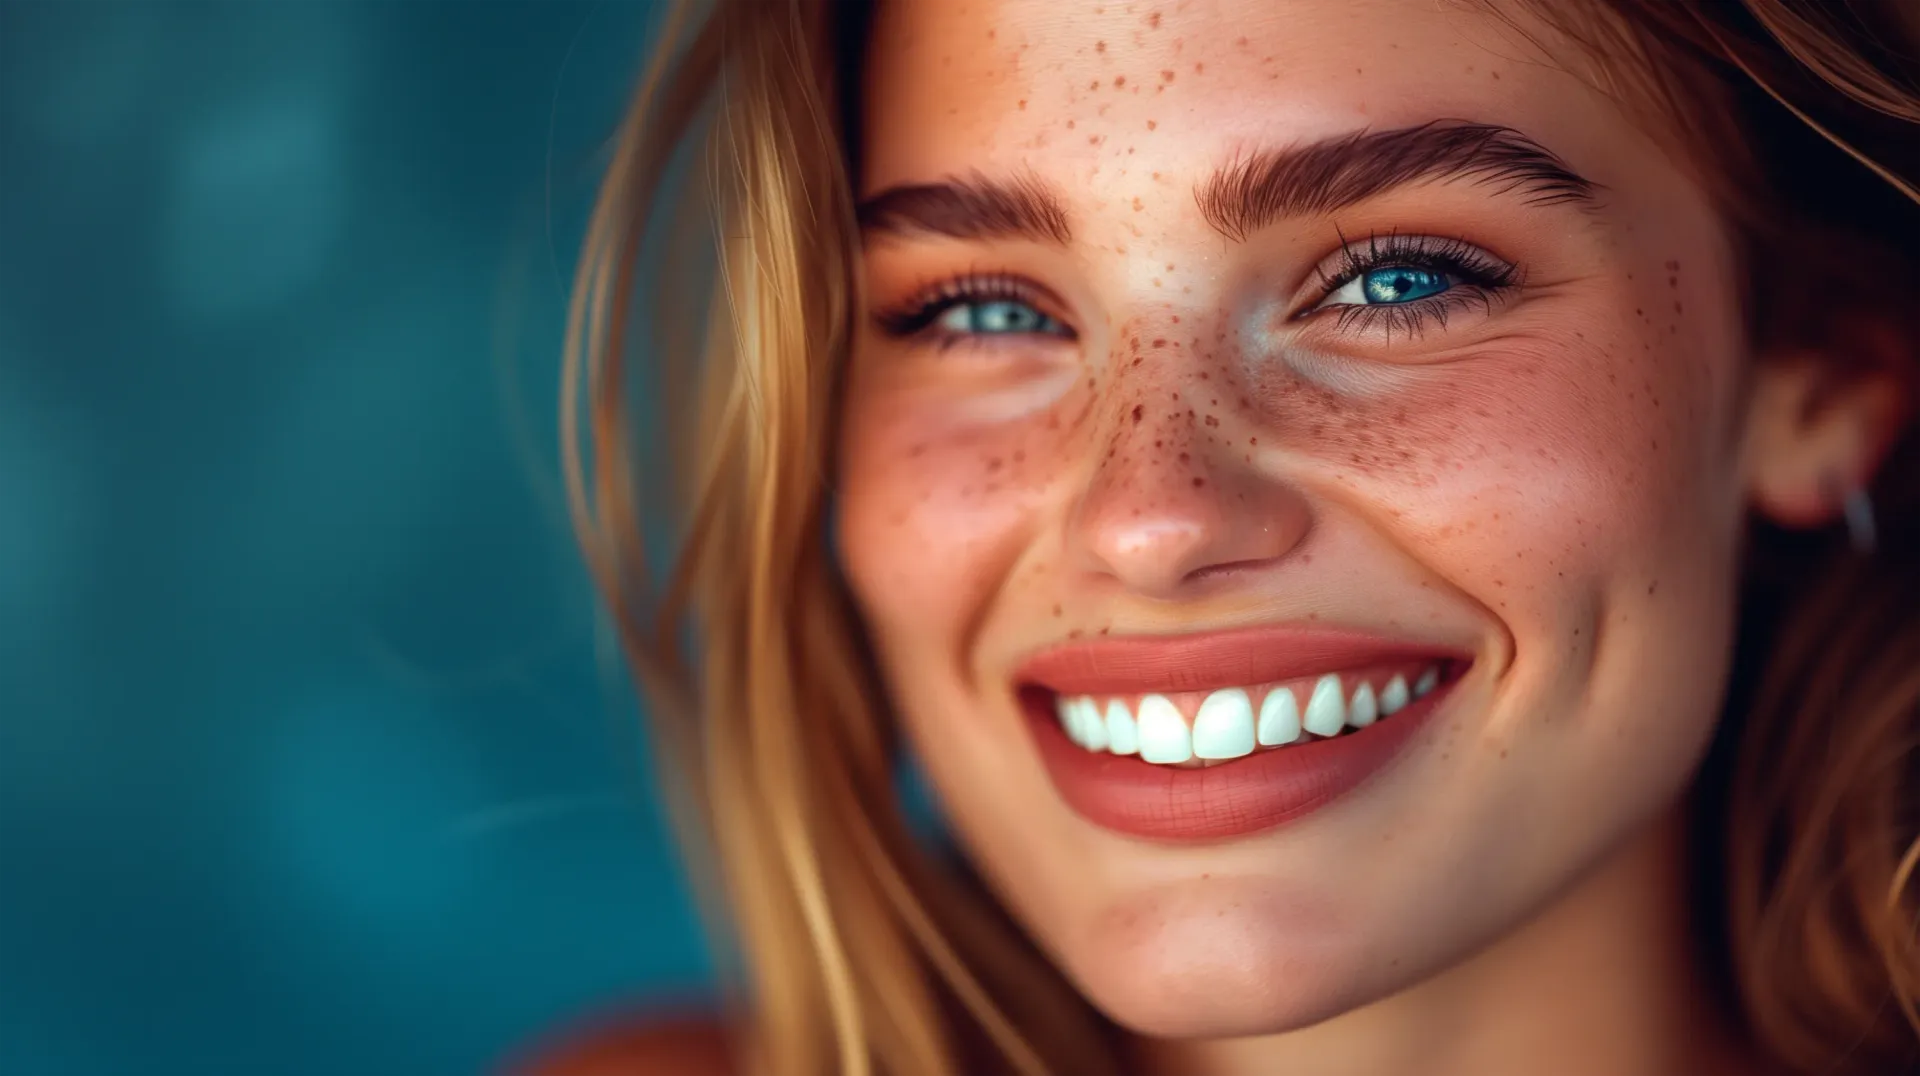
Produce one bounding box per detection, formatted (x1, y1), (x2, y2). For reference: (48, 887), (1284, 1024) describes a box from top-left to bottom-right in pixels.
(1104, 699), (1139, 755)
(1080, 697), (1109, 750)
(1057, 697), (1104, 750)
(1302, 673), (1348, 737)
(1380, 674), (1409, 715)
(1415, 666), (1440, 697)
(1192, 688), (1255, 760)
(1257, 686), (1302, 746)
(1348, 681), (1378, 728)
(1135, 694), (1193, 764)
(1055, 664), (1449, 762)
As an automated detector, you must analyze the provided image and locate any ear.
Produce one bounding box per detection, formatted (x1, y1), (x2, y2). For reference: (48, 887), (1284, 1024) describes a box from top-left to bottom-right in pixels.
(1744, 335), (1912, 528)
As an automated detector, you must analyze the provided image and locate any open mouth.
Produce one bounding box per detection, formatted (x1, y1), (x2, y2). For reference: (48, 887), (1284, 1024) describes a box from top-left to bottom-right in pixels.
(1013, 626), (1472, 840)
(1036, 660), (1454, 767)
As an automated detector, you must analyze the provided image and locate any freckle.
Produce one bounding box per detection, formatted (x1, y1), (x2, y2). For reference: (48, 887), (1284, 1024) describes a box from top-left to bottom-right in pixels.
(987, 457), (1003, 472)
(1161, 69), (1175, 82)
(1096, 40), (1106, 53)
(1146, 119), (1158, 130)
(1132, 404), (1144, 423)
(1115, 74), (1127, 87)
(1090, 79), (1101, 89)
(1148, 10), (1161, 28)
(1018, 100), (1027, 110)
(1194, 62), (1204, 73)
(1066, 119), (1075, 129)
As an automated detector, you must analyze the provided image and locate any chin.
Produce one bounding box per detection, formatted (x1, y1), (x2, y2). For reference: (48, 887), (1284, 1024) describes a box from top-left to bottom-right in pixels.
(1046, 877), (1415, 1040)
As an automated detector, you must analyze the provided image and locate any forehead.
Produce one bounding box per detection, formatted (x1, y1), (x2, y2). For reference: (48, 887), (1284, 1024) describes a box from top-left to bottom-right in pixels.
(860, 0), (1627, 198)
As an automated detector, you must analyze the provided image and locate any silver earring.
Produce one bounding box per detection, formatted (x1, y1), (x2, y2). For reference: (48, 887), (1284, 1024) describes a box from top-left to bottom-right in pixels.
(1843, 485), (1878, 556)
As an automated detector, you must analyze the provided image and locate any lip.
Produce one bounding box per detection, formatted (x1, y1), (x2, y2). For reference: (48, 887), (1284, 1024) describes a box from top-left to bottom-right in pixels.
(1014, 626), (1471, 841)
(1014, 624), (1471, 696)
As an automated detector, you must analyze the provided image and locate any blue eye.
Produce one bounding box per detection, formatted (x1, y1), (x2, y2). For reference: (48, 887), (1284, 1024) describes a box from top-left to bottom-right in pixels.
(1322, 265), (1457, 307)
(934, 299), (1064, 336)
(1298, 234), (1518, 339)
(1360, 267), (1451, 303)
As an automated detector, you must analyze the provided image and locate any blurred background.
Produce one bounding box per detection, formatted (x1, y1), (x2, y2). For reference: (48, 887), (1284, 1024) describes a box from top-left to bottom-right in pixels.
(0, 2), (716, 1072)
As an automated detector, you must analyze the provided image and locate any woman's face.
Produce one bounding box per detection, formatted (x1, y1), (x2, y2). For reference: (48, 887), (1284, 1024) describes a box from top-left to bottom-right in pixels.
(837, 0), (1754, 1037)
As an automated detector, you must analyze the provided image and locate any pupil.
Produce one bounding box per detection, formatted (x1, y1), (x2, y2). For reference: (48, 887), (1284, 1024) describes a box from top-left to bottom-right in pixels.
(1362, 268), (1448, 304)
(977, 301), (1037, 332)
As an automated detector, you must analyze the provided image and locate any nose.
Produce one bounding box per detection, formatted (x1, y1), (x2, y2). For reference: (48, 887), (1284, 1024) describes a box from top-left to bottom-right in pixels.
(1069, 393), (1311, 600)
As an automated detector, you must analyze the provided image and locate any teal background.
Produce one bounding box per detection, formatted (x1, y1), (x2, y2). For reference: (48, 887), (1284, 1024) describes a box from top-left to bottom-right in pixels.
(0, 2), (715, 1072)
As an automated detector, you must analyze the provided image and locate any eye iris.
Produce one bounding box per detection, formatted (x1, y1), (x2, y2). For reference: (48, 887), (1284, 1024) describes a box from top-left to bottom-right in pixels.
(1361, 267), (1450, 304)
(940, 299), (1052, 334)
(975, 300), (1044, 332)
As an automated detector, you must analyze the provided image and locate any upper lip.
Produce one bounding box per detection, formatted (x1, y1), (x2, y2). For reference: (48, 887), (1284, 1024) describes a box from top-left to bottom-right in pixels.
(1014, 624), (1473, 696)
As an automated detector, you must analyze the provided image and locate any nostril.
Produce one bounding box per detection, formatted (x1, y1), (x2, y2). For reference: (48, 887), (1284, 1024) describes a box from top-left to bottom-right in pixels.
(1182, 554), (1282, 585)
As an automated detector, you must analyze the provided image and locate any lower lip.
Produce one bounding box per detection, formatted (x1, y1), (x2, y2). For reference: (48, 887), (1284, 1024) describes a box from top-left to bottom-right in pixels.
(1026, 678), (1455, 841)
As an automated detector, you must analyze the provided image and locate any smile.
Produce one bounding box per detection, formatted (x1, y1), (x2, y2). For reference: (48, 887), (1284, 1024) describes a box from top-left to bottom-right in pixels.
(1015, 626), (1471, 840)
(1052, 663), (1445, 766)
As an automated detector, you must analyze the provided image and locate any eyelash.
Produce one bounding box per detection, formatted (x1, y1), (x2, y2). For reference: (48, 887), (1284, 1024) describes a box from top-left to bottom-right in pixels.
(872, 272), (1074, 346)
(1303, 231), (1520, 340)
(870, 235), (1518, 348)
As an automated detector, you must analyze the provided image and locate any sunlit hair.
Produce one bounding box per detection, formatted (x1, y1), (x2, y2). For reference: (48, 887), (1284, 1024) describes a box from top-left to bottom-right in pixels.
(560, 1), (1920, 1073)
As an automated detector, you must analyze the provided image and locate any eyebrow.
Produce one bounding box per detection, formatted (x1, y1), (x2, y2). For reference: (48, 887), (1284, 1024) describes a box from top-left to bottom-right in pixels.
(855, 120), (1599, 247)
(857, 169), (1071, 245)
(1196, 121), (1601, 241)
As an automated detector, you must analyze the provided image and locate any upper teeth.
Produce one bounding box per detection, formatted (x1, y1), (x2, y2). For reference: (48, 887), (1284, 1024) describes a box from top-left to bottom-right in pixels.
(1055, 665), (1444, 764)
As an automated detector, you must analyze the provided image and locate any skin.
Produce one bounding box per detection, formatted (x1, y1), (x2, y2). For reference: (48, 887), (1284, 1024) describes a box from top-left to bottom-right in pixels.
(827, 1), (1903, 1074)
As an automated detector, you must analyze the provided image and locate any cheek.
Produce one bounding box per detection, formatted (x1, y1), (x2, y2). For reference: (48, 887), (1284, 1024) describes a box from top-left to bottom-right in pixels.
(1251, 304), (1730, 608)
(834, 371), (1083, 640)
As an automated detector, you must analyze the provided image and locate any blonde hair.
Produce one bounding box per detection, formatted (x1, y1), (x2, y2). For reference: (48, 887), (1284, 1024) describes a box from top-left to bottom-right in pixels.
(560, 1), (1920, 1073)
